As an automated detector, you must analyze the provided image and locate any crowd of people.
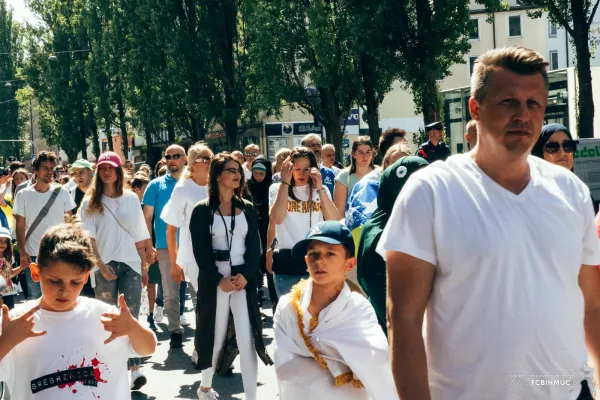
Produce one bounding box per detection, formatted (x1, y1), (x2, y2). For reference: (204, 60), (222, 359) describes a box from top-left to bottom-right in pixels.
(0, 45), (598, 400)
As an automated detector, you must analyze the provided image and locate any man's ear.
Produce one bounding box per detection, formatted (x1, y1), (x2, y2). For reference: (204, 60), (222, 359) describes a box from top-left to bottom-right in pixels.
(84, 270), (91, 284)
(30, 263), (41, 282)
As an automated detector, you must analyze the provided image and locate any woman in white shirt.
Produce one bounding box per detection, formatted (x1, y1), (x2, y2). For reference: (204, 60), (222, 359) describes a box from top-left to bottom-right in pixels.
(269, 147), (339, 297)
(162, 143), (212, 293)
(190, 153), (272, 400)
(333, 137), (376, 217)
(79, 151), (152, 390)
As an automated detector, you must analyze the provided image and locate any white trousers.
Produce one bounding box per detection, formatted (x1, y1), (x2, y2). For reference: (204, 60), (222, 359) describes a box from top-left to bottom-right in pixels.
(201, 285), (258, 399)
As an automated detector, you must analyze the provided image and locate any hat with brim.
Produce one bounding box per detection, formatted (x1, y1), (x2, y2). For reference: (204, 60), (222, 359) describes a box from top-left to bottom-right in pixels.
(291, 221), (355, 258)
(96, 152), (122, 168)
(0, 227), (11, 240)
(425, 121), (443, 132)
(69, 159), (93, 173)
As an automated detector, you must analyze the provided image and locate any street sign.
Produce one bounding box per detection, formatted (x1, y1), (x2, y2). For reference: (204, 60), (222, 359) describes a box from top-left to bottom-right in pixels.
(342, 138), (350, 148)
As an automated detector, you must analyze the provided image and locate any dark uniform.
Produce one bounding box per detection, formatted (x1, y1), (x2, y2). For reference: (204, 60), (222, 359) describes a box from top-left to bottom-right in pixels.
(415, 121), (451, 163)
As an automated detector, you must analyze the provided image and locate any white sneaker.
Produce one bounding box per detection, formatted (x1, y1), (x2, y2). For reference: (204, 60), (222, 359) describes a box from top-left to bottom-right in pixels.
(154, 306), (164, 323)
(197, 388), (219, 400)
(191, 349), (198, 364)
(180, 314), (190, 327)
(130, 368), (147, 391)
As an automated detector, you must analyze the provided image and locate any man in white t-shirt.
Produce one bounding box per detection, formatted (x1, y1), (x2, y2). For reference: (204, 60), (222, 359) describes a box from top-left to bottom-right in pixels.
(243, 144), (261, 180)
(380, 46), (600, 400)
(13, 151), (76, 299)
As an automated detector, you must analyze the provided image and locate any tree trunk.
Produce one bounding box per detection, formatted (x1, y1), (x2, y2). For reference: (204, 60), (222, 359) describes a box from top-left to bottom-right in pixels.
(321, 89), (344, 161)
(117, 92), (129, 158)
(79, 109), (88, 160)
(105, 118), (113, 151)
(89, 108), (101, 159)
(190, 116), (199, 142)
(421, 74), (441, 124)
(360, 53), (381, 146)
(224, 118), (238, 152)
(573, 26), (595, 138)
(145, 127), (155, 166)
(167, 119), (176, 144)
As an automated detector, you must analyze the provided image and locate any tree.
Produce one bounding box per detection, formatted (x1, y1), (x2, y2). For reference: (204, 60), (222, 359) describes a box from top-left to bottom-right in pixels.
(384, 0), (473, 124)
(523, 0), (599, 137)
(246, 0), (361, 160)
(0, 0), (24, 163)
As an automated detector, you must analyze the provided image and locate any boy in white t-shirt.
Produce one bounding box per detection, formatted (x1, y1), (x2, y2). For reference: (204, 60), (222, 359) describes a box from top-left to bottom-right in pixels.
(0, 222), (156, 400)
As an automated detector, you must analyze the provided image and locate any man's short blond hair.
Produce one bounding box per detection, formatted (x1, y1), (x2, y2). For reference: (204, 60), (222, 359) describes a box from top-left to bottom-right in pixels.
(322, 144), (335, 153)
(471, 46), (549, 103)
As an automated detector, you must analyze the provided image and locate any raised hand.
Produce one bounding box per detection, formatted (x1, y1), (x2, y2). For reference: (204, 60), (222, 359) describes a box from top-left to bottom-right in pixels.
(309, 167), (323, 190)
(280, 157), (293, 183)
(101, 294), (137, 345)
(1, 304), (46, 347)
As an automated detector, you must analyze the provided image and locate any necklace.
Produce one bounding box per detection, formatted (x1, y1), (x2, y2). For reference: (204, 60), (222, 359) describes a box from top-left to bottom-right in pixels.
(289, 280), (364, 389)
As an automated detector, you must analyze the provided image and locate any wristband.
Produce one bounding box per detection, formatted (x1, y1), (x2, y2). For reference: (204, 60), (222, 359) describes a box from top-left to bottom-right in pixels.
(316, 187), (325, 193)
(281, 181), (290, 186)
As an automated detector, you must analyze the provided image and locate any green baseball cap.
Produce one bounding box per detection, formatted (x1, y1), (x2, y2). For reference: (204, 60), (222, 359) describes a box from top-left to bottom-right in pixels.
(69, 159), (93, 173)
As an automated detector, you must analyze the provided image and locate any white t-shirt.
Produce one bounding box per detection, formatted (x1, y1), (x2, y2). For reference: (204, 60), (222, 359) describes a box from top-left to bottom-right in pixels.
(63, 179), (77, 192)
(269, 183), (330, 249)
(13, 185), (76, 256)
(0, 297), (144, 400)
(243, 163), (252, 180)
(212, 211), (248, 276)
(378, 154), (600, 400)
(80, 192), (150, 275)
(160, 178), (208, 265)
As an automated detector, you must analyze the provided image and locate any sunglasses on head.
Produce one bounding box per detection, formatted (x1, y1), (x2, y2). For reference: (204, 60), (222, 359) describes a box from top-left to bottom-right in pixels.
(544, 140), (578, 154)
(164, 154), (183, 161)
(245, 152), (258, 157)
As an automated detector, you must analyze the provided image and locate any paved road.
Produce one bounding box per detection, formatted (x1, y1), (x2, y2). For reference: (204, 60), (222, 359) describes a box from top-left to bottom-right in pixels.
(131, 293), (279, 400)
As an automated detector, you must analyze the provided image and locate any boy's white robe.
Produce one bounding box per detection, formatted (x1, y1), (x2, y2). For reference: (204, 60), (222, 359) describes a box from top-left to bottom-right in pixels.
(273, 279), (398, 400)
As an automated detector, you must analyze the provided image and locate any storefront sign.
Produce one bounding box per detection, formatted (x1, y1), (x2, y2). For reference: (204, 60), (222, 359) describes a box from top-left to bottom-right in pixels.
(574, 138), (600, 200)
(345, 108), (360, 126)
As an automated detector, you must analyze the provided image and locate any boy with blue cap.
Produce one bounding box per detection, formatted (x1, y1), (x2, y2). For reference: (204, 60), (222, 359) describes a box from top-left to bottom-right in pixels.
(272, 221), (397, 400)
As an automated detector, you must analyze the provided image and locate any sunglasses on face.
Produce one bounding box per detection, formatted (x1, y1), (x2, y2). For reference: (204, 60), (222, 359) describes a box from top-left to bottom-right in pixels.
(164, 154), (183, 160)
(224, 168), (243, 176)
(544, 140), (578, 154)
(245, 152), (258, 157)
(193, 156), (212, 164)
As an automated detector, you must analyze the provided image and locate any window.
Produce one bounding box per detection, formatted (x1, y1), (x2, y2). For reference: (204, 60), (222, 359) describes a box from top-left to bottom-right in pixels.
(549, 22), (557, 37)
(549, 51), (559, 70)
(508, 15), (522, 37)
(469, 56), (478, 77)
(470, 18), (480, 40)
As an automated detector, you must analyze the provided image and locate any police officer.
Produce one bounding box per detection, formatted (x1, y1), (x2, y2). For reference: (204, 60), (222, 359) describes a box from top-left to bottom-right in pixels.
(415, 121), (451, 162)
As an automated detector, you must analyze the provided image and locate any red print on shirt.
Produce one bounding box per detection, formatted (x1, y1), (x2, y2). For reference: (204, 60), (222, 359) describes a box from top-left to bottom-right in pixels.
(30, 354), (108, 396)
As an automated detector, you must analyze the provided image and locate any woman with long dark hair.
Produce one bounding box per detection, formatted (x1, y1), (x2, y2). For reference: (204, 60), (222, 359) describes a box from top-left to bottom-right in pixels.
(333, 136), (376, 218)
(245, 156), (277, 306)
(190, 153), (272, 400)
(269, 146), (339, 296)
(79, 151), (152, 390)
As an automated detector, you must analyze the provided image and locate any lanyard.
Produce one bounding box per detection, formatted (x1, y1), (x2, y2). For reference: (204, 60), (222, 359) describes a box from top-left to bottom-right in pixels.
(216, 202), (236, 266)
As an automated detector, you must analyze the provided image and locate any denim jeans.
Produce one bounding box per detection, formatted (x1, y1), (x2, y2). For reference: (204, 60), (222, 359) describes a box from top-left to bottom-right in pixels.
(24, 256), (41, 299)
(94, 261), (142, 368)
(273, 273), (309, 297)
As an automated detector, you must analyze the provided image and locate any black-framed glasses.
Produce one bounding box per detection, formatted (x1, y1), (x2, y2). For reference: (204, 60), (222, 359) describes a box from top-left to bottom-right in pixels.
(224, 168), (243, 175)
(544, 140), (578, 154)
(245, 152), (259, 157)
(194, 156), (212, 164)
(164, 154), (183, 160)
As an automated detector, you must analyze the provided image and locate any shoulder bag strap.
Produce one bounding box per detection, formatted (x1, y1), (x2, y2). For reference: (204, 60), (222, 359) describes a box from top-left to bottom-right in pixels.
(102, 201), (135, 240)
(25, 186), (61, 242)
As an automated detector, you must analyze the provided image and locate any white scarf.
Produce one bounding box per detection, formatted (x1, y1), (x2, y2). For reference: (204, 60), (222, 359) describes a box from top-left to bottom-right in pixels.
(273, 279), (398, 400)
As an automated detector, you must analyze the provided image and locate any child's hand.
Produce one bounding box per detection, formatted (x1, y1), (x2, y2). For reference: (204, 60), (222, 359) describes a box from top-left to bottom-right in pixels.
(101, 294), (138, 345)
(1, 304), (46, 346)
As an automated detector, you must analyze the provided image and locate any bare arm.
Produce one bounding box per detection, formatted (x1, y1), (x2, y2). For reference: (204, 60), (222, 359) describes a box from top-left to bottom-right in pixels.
(269, 184), (289, 225)
(142, 205), (154, 240)
(387, 250), (435, 400)
(166, 224), (184, 283)
(89, 238), (117, 281)
(319, 188), (339, 220)
(333, 181), (347, 217)
(265, 221), (276, 274)
(580, 264), (600, 383)
(15, 215), (29, 267)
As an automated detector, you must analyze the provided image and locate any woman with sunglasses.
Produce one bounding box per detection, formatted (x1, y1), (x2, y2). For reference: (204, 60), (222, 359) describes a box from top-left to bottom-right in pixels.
(333, 136), (376, 220)
(531, 124), (578, 171)
(190, 153), (272, 400)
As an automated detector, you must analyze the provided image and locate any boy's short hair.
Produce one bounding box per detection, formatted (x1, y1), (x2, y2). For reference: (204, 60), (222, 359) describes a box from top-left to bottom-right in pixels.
(37, 222), (96, 273)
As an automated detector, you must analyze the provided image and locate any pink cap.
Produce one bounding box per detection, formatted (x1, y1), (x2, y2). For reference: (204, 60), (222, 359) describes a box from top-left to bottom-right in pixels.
(97, 152), (122, 168)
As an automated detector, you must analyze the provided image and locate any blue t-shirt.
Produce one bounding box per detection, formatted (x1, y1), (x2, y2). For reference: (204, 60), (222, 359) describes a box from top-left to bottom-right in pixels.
(142, 174), (178, 249)
(320, 166), (335, 197)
